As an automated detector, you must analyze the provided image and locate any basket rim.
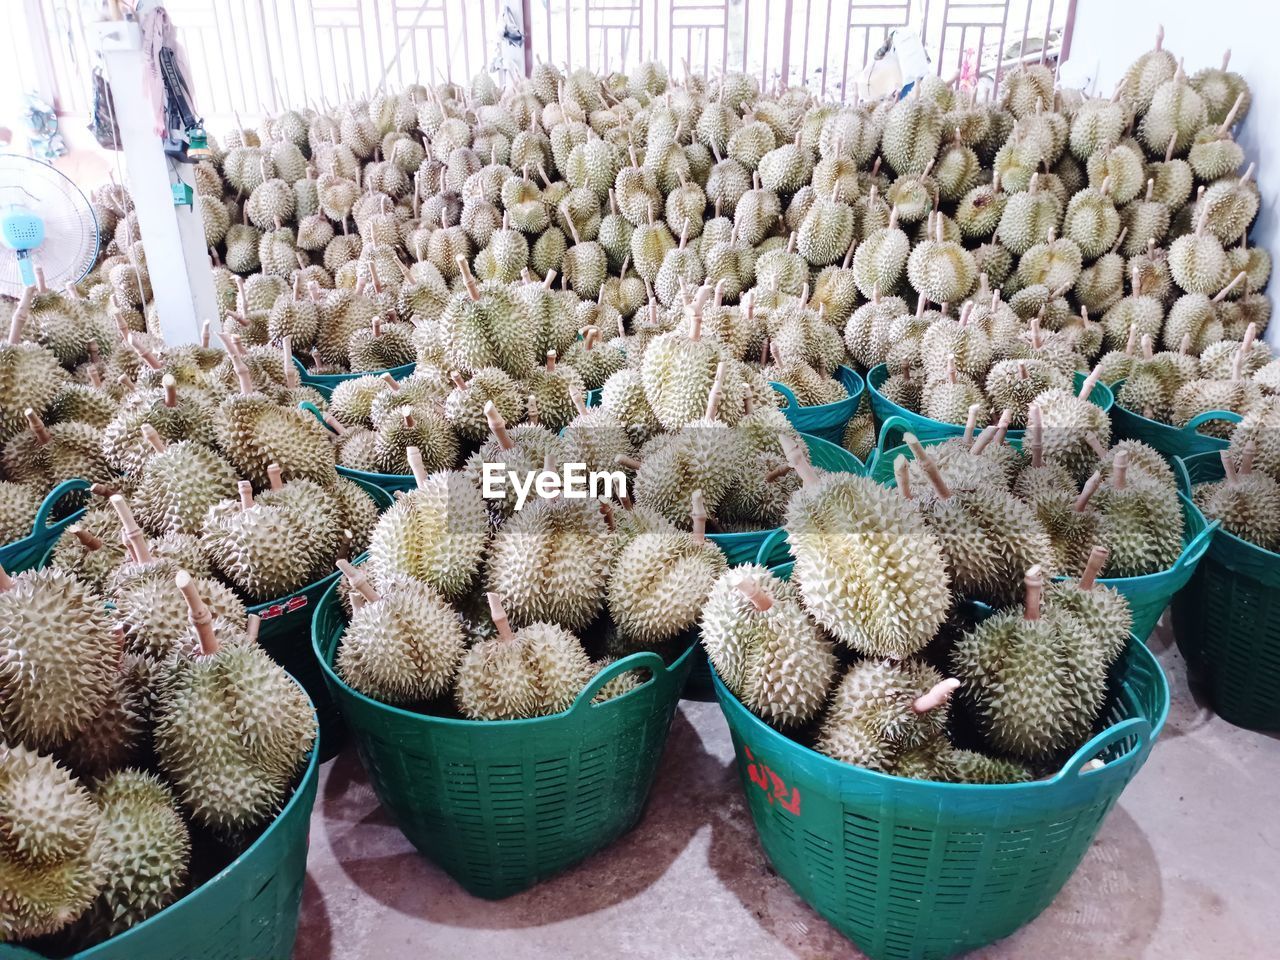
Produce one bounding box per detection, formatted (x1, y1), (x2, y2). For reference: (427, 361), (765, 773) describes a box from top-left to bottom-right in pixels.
(292, 355), (415, 386)
(1110, 379), (1242, 438)
(311, 575), (698, 730)
(1177, 451), (1280, 562)
(770, 364), (865, 413)
(709, 633), (1169, 794)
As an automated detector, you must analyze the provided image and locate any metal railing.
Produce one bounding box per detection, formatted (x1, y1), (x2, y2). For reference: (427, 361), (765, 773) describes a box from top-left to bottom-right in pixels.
(5, 0), (1074, 130)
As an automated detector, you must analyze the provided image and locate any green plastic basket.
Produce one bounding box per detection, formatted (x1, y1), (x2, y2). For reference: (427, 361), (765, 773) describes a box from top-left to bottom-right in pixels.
(292, 355), (414, 393)
(0, 706), (320, 960)
(312, 578), (697, 899)
(770, 366), (866, 445)
(248, 479), (392, 758)
(710, 579), (1169, 960)
(706, 432), (864, 567)
(1110, 382), (1240, 461)
(1172, 452), (1280, 729)
(832, 419), (1216, 642)
(0, 479), (91, 574)
(867, 364), (1114, 447)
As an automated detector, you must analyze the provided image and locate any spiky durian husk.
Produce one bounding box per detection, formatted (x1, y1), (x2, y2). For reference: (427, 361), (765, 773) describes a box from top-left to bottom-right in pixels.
(1194, 472), (1280, 550)
(0, 743), (104, 941)
(607, 531), (726, 649)
(0, 343), (70, 442)
(0, 569), (116, 751)
(64, 770), (190, 946)
(454, 622), (594, 720)
(1034, 387), (1112, 481)
(483, 498), (611, 631)
(815, 659), (949, 771)
(700, 565), (835, 728)
(153, 638), (315, 837)
(0, 482), (41, 543)
(134, 441), (239, 537)
(216, 393), (337, 489)
(633, 420), (743, 526)
(1045, 581), (1132, 661)
(115, 575), (246, 662)
(786, 473), (951, 658)
(201, 494), (337, 603)
(336, 579), (466, 704)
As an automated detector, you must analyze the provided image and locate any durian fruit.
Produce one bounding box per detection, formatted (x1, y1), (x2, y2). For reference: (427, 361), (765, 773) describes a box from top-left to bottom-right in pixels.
(115, 568), (246, 663)
(1034, 367), (1112, 481)
(780, 434), (950, 658)
(483, 493), (612, 632)
(0, 289), (71, 442)
(1169, 208), (1229, 294)
(700, 564), (836, 729)
(921, 357), (987, 426)
(1163, 271), (1244, 353)
(607, 491), (726, 650)
(454, 593), (594, 720)
(68, 770), (190, 945)
(0, 566), (117, 751)
(898, 435), (1053, 606)
(907, 215), (978, 303)
(1122, 26), (1178, 114)
(1045, 545), (1133, 655)
(133, 427), (238, 537)
(1091, 447), (1183, 577)
(2, 409), (112, 488)
(463, 401), (568, 517)
(367, 450), (488, 600)
(373, 405), (459, 476)
(851, 209), (910, 298)
(0, 743), (104, 941)
(443, 367), (525, 443)
(1194, 445), (1280, 549)
(440, 257), (536, 378)
(815, 658), (959, 777)
(202, 480), (336, 602)
(985, 358), (1069, 427)
(0, 481), (40, 544)
(153, 578), (315, 836)
(950, 566), (1109, 761)
(561, 387), (634, 477)
(334, 562), (466, 705)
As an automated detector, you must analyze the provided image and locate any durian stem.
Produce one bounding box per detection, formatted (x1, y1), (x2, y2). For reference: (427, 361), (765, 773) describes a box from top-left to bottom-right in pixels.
(33, 265), (47, 293)
(1079, 546), (1109, 590)
(24, 409), (51, 445)
(0, 563), (12, 591)
(526, 393), (541, 425)
(1240, 440), (1256, 475)
(569, 388), (587, 416)
(484, 401), (516, 450)
(598, 499), (616, 531)
(616, 454), (643, 471)
(321, 410), (347, 434)
(765, 464), (793, 482)
(238, 481), (255, 510)
(1220, 449), (1237, 483)
(1214, 272), (1247, 303)
(87, 364), (102, 387)
(140, 423), (167, 453)
(1112, 450), (1129, 490)
(736, 577), (774, 612)
(246, 614), (261, 645)
(70, 525), (104, 551)
(911, 678), (960, 715)
(893, 454), (913, 499)
(1023, 566), (1044, 621)
(1028, 404), (1044, 467)
(231, 355), (255, 395)
(690, 490), (707, 543)
(544, 269), (557, 289)
(337, 559), (380, 603)
(704, 361), (726, 420)
(1141, 335), (1154, 360)
(281, 338), (298, 388)
(128, 333), (163, 370)
(1218, 91), (1246, 136)
(779, 433), (820, 488)
(487, 592), (515, 641)
(904, 434), (950, 499)
(400, 407), (416, 430)
(177, 569), (220, 654)
(266, 464), (284, 491)
(963, 404), (981, 442)
(162, 373), (179, 408)
(456, 255), (481, 301)
(1078, 364), (1102, 401)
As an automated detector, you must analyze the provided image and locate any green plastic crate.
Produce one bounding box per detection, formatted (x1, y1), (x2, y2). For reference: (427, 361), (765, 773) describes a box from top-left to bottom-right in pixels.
(820, 419), (1216, 643)
(709, 580), (1169, 960)
(706, 432), (864, 567)
(0, 704), (320, 960)
(0, 478), (91, 574)
(249, 479), (393, 757)
(1110, 382), (1240, 460)
(1172, 453), (1280, 729)
(292, 355), (414, 393)
(312, 578), (697, 899)
(770, 366), (865, 445)
(867, 364), (1114, 447)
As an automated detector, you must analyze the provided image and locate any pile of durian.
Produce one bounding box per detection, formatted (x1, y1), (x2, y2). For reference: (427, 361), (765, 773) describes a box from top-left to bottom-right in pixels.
(331, 446), (728, 718)
(702, 433), (1139, 782)
(1194, 420), (1280, 551)
(0, 561), (315, 948)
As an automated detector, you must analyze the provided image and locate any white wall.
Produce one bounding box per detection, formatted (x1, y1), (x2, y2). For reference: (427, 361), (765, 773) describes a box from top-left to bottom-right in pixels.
(1065, 0), (1279, 343)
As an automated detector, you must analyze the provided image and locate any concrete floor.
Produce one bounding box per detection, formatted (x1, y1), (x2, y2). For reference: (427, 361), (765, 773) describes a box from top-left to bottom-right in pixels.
(296, 621), (1280, 959)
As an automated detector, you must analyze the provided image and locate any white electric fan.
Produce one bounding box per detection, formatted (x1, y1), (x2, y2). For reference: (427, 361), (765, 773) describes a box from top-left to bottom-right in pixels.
(0, 154), (100, 297)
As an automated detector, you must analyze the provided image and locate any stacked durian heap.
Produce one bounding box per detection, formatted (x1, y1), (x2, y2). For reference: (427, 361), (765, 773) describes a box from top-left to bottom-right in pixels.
(701, 432), (1142, 783)
(330, 445), (730, 717)
(0, 559), (316, 949)
(1194, 427), (1280, 552)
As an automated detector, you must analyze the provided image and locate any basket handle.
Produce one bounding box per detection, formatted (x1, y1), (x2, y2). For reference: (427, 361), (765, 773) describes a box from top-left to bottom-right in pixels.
(837, 365), (865, 398)
(30, 478), (91, 535)
(1172, 455), (1194, 496)
(1176, 516), (1221, 572)
(872, 414), (916, 467)
(769, 380), (801, 411)
(755, 527), (791, 567)
(299, 400), (337, 433)
(571, 650), (669, 711)
(1054, 717), (1152, 781)
(1183, 409), (1242, 434)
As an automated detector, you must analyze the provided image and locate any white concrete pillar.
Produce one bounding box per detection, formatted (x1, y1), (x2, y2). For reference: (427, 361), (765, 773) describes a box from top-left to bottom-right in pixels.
(96, 13), (218, 346)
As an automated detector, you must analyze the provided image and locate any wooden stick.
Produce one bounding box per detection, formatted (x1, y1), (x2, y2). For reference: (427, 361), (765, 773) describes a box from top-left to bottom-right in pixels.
(176, 571), (219, 655)
(1079, 546), (1109, 590)
(736, 576), (774, 612)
